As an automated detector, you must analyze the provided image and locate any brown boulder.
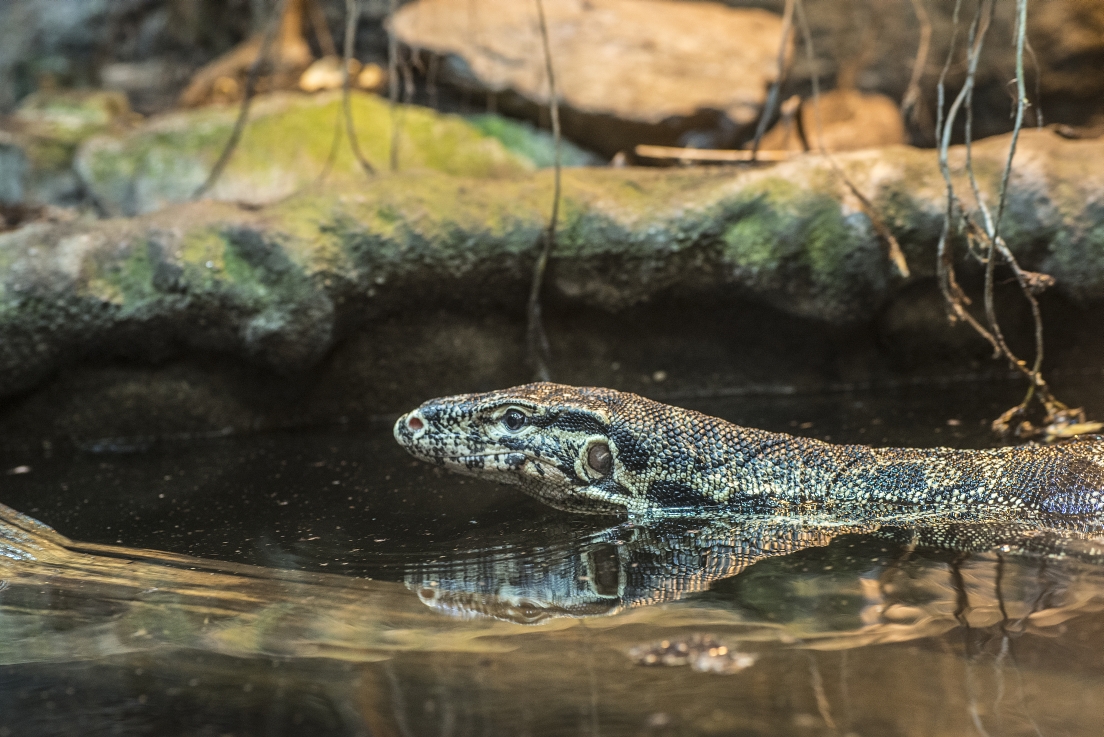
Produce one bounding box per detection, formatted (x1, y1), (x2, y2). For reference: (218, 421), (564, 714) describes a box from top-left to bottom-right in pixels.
(391, 0), (788, 155)
(755, 90), (907, 153)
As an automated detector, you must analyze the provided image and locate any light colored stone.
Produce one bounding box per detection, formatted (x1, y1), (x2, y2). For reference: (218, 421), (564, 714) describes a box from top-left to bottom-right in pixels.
(756, 90), (907, 153)
(391, 0), (787, 127)
(299, 56), (361, 92)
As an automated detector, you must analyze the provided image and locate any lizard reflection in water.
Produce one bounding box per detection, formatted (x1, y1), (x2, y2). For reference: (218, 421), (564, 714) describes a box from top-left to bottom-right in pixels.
(394, 383), (1104, 519)
(406, 512), (1104, 623)
(407, 515), (876, 621)
(0, 507), (1101, 656)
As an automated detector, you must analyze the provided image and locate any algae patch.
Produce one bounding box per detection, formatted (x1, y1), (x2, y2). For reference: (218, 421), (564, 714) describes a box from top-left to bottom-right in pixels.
(75, 92), (580, 216)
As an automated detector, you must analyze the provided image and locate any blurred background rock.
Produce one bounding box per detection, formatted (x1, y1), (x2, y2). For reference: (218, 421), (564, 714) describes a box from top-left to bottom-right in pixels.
(0, 0), (1102, 438)
(2, 1), (1101, 133)
(2, 0), (1102, 215)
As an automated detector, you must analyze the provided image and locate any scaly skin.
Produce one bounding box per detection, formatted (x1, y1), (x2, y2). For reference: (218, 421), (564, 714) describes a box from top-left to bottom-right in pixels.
(393, 382), (1104, 519)
(404, 516), (878, 622)
(403, 515), (1104, 623)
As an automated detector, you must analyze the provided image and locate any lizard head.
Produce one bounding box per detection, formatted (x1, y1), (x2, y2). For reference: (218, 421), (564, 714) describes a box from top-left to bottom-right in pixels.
(394, 382), (637, 515)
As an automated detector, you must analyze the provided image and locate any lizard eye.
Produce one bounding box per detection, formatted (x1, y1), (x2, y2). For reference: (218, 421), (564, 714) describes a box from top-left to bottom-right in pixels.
(587, 442), (613, 477)
(503, 409), (527, 431)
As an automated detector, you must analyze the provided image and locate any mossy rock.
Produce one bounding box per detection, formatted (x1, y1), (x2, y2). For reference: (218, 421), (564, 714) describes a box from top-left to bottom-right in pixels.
(12, 90), (134, 144)
(2, 90), (136, 206)
(465, 114), (602, 168)
(76, 91), (600, 216)
(2, 129), (1103, 402)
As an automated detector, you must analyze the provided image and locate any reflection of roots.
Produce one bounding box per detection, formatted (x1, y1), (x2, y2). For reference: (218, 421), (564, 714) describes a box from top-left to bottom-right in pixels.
(178, 0), (319, 107)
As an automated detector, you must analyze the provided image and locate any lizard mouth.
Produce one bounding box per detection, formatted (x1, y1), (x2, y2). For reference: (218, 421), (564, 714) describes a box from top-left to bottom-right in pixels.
(448, 452), (526, 466)
(421, 451), (530, 474)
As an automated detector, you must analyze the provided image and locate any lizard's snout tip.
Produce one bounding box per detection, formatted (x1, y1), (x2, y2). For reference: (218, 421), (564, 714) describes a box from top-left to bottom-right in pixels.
(394, 411), (427, 444)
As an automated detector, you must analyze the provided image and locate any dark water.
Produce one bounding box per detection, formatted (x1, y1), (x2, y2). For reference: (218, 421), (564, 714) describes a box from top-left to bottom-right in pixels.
(2, 380), (1104, 736)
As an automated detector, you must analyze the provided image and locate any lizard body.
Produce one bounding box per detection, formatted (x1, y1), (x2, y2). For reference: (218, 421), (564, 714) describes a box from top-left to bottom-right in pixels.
(394, 383), (1104, 520)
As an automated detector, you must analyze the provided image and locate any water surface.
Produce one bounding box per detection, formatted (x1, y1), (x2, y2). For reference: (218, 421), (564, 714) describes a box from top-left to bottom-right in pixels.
(2, 380), (1104, 736)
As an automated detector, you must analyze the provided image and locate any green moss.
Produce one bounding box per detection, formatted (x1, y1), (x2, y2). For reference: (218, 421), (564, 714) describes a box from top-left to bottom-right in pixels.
(170, 226), (242, 298)
(720, 178), (805, 272)
(465, 114), (602, 168)
(23, 138), (76, 173)
(179, 227), (229, 272)
(803, 196), (858, 284)
(292, 171), (552, 272)
(219, 244), (271, 304)
(719, 175), (864, 300)
(14, 90), (131, 144)
(88, 240), (156, 307)
(8, 90), (135, 194)
(1047, 206), (1104, 300)
(77, 92), (572, 215)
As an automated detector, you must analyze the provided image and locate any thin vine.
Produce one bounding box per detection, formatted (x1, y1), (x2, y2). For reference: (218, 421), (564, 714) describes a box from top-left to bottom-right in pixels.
(751, 0), (795, 160)
(793, 0), (910, 278)
(343, 0), (376, 178)
(193, 0), (286, 199)
(526, 0), (562, 382)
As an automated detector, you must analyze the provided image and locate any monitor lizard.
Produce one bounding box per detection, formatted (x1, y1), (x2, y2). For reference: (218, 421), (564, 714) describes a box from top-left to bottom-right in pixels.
(394, 382), (1104, 520)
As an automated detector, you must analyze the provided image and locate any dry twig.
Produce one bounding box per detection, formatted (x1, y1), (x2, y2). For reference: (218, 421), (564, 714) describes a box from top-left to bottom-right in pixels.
(634, 145), (793, 163)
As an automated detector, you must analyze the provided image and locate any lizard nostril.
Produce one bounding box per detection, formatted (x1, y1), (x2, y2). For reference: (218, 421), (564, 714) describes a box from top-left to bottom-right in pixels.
(408, 416), (424, 431)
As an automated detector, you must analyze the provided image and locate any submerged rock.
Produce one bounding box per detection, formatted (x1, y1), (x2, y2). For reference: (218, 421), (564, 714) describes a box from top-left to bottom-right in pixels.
(75, 91), (598, 216)
(391, 0), (787, 154)
(0, 129), (1101, 402)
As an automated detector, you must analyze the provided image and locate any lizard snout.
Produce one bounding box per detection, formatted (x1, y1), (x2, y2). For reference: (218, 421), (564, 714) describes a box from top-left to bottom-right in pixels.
(394, 411), (428, 443)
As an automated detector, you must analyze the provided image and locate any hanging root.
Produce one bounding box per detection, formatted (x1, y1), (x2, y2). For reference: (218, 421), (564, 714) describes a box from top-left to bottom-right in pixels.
(794, 0), (909, 278)
(525, 0), (562, 382)
(901, 0), (933, 124)
(192, 0), (288, 199)
(343, 0), (376, 178)
(934, 0), (1099, 442)
(750, 0), (795, 159)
